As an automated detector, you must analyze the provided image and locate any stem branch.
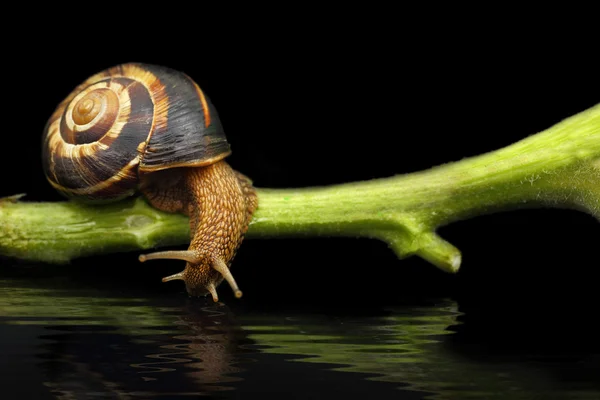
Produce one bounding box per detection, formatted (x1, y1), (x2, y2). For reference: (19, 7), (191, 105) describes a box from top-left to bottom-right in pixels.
(1, 104), (599, 272)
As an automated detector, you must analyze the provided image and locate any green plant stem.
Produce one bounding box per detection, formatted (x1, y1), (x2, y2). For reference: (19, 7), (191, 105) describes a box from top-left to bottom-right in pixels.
(1, 104), (599, 272)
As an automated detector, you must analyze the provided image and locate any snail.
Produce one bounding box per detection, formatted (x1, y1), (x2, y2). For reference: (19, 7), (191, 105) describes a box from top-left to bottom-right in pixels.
(41, 63), (258, 302)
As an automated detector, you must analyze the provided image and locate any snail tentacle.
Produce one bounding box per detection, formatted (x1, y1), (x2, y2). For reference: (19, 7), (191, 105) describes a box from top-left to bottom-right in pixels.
(211, 257), (243, 299)
(206, 283), (219, 303)
(162, 272), (185, 282)
(139, 250), (200, 264)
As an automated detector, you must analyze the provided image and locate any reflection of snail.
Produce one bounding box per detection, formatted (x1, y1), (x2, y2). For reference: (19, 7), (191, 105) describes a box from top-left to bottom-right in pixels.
(171, 303), (245, 387)
(41, 63), (258, 301)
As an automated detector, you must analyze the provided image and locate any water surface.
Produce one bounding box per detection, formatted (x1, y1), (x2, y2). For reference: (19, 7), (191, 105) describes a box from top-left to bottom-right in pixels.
(0, 271), (598, 399)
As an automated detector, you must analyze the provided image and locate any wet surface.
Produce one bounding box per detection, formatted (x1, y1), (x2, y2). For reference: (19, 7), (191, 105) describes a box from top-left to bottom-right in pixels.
(1, 264), (599, 400)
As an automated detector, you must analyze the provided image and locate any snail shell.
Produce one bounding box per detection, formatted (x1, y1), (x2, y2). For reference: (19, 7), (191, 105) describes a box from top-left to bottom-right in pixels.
(42, 63), (230, 201)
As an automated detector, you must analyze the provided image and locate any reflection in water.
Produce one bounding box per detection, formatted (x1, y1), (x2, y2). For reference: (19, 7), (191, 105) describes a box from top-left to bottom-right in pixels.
(239, 305), (461, 393)
(130, 303), (247, 391)
(241, 307), (591, 400)
(0, 280), (248, 398)
(0, 276), (599, 399)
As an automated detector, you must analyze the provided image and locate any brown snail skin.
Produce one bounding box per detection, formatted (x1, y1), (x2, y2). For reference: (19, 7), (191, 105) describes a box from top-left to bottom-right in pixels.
(41, 63), (258, 302)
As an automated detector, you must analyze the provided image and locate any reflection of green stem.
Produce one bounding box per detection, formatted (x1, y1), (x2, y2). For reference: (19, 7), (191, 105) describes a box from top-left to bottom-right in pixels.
(1, 104), (599, 272)
(241, 304), (578, 398)
(0, 282), (176, 336)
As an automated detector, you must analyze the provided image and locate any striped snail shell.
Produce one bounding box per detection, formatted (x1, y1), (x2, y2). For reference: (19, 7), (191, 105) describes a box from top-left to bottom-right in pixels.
(42, 63), (230, 202)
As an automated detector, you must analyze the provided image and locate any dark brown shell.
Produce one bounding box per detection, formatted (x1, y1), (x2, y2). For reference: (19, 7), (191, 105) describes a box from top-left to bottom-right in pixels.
(42, 63), (230, 201)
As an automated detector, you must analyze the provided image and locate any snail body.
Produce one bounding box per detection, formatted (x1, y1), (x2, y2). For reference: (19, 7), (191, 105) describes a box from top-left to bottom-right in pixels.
(42, 63), (257, 301)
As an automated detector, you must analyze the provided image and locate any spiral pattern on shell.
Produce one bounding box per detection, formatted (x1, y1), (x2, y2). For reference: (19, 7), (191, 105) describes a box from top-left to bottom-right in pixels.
(42, 63), (231, 201)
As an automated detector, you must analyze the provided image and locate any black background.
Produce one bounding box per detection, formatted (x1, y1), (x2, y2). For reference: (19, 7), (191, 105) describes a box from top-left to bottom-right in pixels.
(1, 10), (599, 319)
